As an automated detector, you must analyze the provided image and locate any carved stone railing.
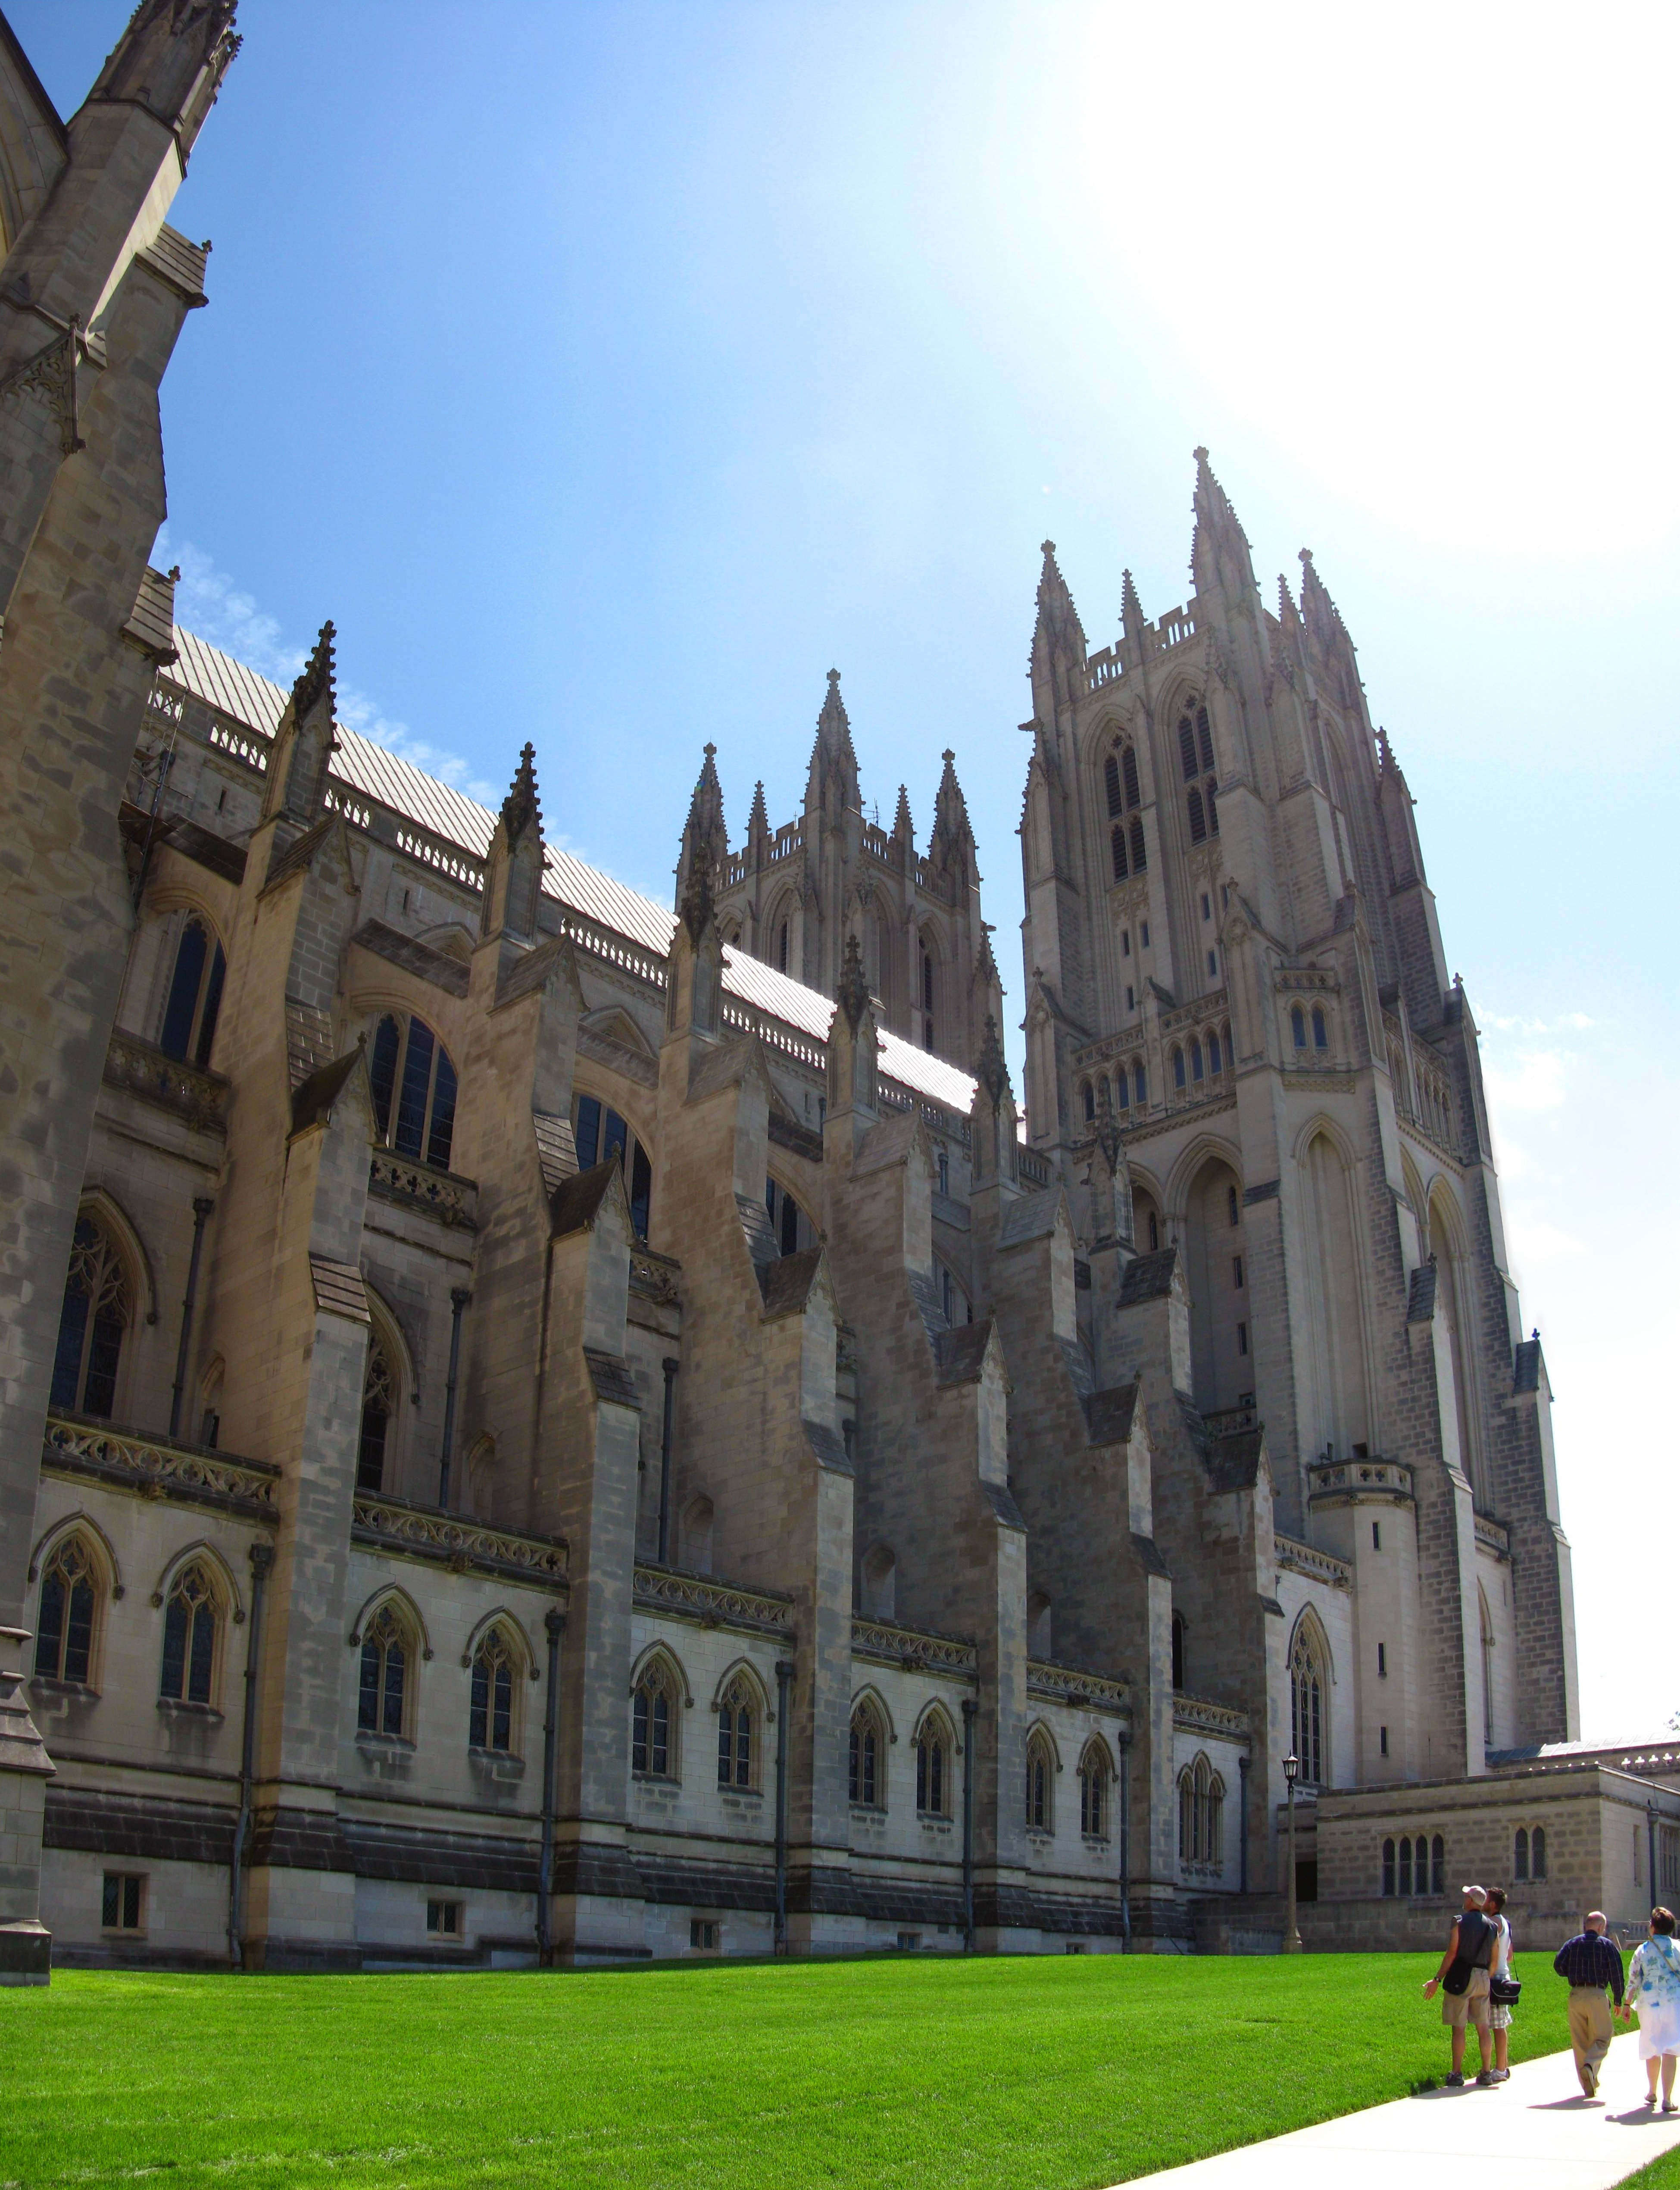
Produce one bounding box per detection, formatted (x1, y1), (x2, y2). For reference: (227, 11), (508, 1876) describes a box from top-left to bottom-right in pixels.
(43, 1415), (279, 1517)
(1474, 1512), (1511, 1561)
(1202, 1405), (1258, 1438)
(1276, 1535), (1354, 1590)
(103, 1031), (229, 1132)
(203, 707), (272, 770)
(629, 1245), (681, 1306)
(852, 1615), (978, 1676)
(556, 907), (668, 992)
(634, 1562), (793, 1634)
(367, 1151), (477, 1228)
(1174, 1691), (1251, 1742)
(1309, 1458), (1415, 1505)
(1017, 1145), (1053, 1189)
(1027, 1657), (1129, 1714)
(353, 1493), (568, 1585)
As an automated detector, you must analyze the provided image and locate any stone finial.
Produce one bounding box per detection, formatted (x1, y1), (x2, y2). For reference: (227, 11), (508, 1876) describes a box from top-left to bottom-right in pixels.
(837, 932), (871, 1034)
(502, 740), (543, 840)
(976, 1013), (1010, 1114)
(1190, 444), (1255, 600)
(290, 618), (336, 727)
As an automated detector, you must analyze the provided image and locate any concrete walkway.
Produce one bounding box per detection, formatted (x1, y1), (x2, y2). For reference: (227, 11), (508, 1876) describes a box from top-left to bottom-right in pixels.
(1119, 2046), (1680, 2190)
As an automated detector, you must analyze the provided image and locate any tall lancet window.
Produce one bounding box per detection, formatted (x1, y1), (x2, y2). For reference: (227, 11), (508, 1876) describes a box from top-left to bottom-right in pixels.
(1178, 702), (1219, 845)
(1290, 1620), (1330, 1789)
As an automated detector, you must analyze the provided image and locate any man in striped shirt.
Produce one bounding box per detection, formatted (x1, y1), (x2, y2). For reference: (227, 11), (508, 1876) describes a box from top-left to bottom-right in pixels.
(1553, 1912), (1625, 2097)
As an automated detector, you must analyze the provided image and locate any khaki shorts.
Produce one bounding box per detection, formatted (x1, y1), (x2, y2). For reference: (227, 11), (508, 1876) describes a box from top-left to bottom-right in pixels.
(1442, 1967), (1491, 2028)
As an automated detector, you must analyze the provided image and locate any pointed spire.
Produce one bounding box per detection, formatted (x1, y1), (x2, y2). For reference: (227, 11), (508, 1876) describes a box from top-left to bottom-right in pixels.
(926, 749), (976, 889)
(893, 783), (913, 839)
(808, 668), (860, 811)
(264, 619), (339, 829)
(1120, 566), (1148, 657)
(837, 932), (872, 1034)
(975, 1012), (1010, 1115)
(1029, 540), (1088, 722)
(746, 778), (770, 846)
(1190, 446), (1256, 601)
(676, 742), (727, 946)
(502, 740), (542, 842)
(292, 617), (336, 726)
(90, 0), (242, 162)
(1297, 547), (1361, 699)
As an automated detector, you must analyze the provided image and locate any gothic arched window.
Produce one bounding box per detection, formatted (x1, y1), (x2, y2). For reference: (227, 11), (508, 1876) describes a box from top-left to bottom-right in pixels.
(1025, 1729), (1054, 1831)
(369, 1012), (459, 1172)
(1190, 1036), (1204, 1083)
(916, 1710), (952, 1818)
(1432, 1832), (1446, 1894)
(1177, 702), (1218, 845)
(158, 914), (226, 1070)
(358, 1603), (412, 1739)
(1110, 824), (1129, 882)
(632, 1656), (679, 1778)
(1083, 1081), (1096, 1122)
(33, 1534), (100, 1686)
(1290, 1619), (1329, 1788)
(849, 1698), (885, 1808)
(1129, 817), (1147, 874)
(1227, 1183), (1240, 1227)
(1171, 1610), (1186, 1690)
(1207, 1028), (1222, 1074)
(470, 1625), (516, 1754)
(1078, 1741), (1109, 1838)
(717, 1675), (756, 1790)
(1133, 1060), (1147, 1107)
(1104, 752), (1123, 818)
(1312, 1005), (1329, 1051)
(358, 1334), (395, 1493)
(1382, 1837), (1397, 1896)
(574, 1093), (653, 1240)
(1172, 1046), (1186, 1090)
(921, 946), (936, 1050)
(159, 1561), (219, 1707)
(50, 1215), (130, 1420)
(1290, 1004), (1308, 1051)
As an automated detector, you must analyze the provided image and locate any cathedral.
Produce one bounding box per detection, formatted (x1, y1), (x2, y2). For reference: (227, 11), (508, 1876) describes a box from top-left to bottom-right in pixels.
(1, 4), (1674, 1981)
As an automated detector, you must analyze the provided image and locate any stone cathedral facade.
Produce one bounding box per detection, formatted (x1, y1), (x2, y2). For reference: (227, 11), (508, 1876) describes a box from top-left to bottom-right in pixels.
(6, 5), (1671, 1983)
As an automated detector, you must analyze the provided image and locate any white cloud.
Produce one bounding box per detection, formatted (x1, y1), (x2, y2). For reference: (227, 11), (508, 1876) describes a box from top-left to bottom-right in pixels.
(1481, 1047), (1569, 1115)
(157, 529), (503, 809)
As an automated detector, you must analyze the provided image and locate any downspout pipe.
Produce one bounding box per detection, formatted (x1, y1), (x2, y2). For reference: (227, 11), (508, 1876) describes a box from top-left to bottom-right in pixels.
(537, 1606), (563, 1967)
(436, 1286), (470, 1509)
(1118, 1729), (1132, 1953)
(168, 1195), (214, 1440)
(961, 1696), (977, 1952)
(1649, 1801), (1659, 1918)
(228, 1540), (273, 1970)
(774, 1658), (793, 1954)
(656, 1357), (678, 1562)
(1238, 1753), (1251, 1897)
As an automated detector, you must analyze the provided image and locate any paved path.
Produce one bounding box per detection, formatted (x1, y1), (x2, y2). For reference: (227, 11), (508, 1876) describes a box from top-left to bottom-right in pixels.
(1118, 2046), (1680, 2190)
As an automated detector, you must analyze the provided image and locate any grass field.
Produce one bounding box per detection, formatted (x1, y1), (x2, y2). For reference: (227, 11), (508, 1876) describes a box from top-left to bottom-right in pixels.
(0, 1952), (1583, 2190)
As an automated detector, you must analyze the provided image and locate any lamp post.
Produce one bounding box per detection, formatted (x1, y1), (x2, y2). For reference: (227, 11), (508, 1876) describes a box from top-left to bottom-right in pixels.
(1283, 1751), (1303, 1953)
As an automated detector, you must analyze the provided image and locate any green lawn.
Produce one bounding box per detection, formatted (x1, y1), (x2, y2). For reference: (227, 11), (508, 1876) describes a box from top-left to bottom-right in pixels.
(0, 1952), (1579, 2190)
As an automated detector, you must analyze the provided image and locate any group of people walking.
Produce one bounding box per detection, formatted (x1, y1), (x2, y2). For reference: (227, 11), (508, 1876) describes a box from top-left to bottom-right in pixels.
(1424, 1888), (1680, 2106)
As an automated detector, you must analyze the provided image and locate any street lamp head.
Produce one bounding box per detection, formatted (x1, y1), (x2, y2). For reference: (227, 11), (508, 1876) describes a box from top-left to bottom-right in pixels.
(1283, 1752), (1299, 1784)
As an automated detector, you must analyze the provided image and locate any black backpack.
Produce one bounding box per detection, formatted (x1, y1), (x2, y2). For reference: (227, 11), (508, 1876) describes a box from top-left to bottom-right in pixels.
(1442, 1910), (1494, 1996)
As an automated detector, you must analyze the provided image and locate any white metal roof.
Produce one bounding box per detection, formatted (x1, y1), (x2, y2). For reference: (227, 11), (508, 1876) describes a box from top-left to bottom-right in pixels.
(167, 624), (981, 1119)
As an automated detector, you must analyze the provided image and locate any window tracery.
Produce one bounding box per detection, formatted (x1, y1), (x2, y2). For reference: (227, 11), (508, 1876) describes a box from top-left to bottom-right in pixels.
(50, 1214), (130, 1420)
(849, 1698), (885, 1809)
(717, 1675), (756, 1790)
(1290, 1619), (1329, 1788)
(574, 1093), (653, 1240)
(33, 1534), (99, 1686)
(369, 1012), (459, 1172)
(632, 1657), (679, 1779)
(470, 1625), (516, 1754)
(159, 1561), (219, 1707)
(1176, 1752), (1224, 1871)
(158, 914), (226, 1069)
(1025, 1728), (1054, 1832)
(358, 1334), (395, 1493)
(1078, 1741), (1109, 1839)
(358, 1603), (412, 1739)
(916, 1712), (952, 1818)
(1177, 702), (1219, 844)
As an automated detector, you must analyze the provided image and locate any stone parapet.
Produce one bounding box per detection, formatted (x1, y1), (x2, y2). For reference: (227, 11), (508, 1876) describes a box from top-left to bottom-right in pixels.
(352, 1494), (568, 1588)
(42, 1415), (280, 1522)
(634, 1563), (793, 1637)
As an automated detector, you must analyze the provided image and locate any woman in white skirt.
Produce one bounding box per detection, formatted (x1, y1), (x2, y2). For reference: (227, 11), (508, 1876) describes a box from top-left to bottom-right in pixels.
(1620, 1906), (1680, 2110)
(1485, 1886), (1516, 2082)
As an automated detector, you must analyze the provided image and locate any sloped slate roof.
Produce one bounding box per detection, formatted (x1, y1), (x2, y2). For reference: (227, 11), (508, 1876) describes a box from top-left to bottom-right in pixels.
(169, 623), (978, 1118)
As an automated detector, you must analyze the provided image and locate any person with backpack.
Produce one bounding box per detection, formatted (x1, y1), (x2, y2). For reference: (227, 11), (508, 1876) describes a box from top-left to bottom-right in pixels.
(1424, 1884), (1498, 2087)
(1620, 1906), (1680, 2111)
(1553, 1909), (1624, 2098)
(1485, 1886), (1519, 2083)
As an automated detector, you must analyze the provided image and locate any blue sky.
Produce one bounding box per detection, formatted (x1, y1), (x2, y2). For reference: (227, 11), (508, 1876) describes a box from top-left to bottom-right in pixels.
(16, 1), (1677, 1740)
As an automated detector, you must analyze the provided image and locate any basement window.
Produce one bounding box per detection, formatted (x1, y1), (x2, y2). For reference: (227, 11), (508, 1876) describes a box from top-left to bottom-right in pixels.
(426, 1900), (462, 1936)
(102, 1874), (144, 1931)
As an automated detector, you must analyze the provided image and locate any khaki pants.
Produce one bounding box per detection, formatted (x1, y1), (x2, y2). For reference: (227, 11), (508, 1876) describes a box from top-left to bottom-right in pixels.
(1568, 1987), (1614, 2087)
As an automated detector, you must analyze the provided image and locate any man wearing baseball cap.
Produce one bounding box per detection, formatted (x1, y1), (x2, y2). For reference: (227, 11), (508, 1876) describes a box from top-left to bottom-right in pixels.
(1424, 1884), (1498, 2087)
